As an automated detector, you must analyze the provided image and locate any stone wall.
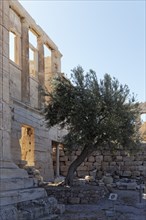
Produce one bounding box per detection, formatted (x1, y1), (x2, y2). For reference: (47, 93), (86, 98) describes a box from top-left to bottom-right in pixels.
(11, 100), (54, 181)
(46, 185), (107, 204)
(53, 143), (146, 179)
(2, 0), (65, 181)
(0, 0), (65, 218)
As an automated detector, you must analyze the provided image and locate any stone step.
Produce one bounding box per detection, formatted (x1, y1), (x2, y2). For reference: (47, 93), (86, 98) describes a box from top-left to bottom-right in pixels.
(16, 195), (65, 220)
(19, 207), (59, 220)
(36, 214), (59, 220)
(58, 205), (106, 220)
(59, 213), (104, 220)
(0, 201), (61, 220)
(0, 187), (47, 206)
(0, 167), (28, 178)
(0, 177), (37, 191)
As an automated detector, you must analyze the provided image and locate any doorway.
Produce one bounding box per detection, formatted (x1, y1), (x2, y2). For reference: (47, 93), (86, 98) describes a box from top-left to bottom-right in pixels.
(19, 125), (35, 166)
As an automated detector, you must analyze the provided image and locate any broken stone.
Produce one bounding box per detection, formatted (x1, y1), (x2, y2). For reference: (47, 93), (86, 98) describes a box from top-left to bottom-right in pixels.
(127, 182), (137, 190)
(102, 174), (113, 184)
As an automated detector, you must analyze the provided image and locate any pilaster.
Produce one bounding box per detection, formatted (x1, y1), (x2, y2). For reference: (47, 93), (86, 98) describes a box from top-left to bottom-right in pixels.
(0, 0), (11, 162)
(0, 0), (31, 194)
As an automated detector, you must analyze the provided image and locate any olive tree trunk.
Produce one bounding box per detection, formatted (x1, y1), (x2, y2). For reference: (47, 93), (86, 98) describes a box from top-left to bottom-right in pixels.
(65, 146), (93, 186)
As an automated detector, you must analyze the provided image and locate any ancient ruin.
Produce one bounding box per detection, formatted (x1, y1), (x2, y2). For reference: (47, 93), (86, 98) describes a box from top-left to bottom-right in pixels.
(0, 0), (146, 219)
(0, 0), (65, 219)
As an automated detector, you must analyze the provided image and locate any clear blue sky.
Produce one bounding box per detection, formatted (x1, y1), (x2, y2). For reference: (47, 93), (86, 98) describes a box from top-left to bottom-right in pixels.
(19, 0), (145, 102)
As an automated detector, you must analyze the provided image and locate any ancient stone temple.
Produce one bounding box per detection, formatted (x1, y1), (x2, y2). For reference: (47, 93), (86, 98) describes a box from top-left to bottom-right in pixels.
(0, 0), (64, 218)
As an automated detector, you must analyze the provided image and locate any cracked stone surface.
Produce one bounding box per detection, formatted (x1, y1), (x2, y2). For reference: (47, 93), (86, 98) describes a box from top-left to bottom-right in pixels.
(59, 189), (146, 220)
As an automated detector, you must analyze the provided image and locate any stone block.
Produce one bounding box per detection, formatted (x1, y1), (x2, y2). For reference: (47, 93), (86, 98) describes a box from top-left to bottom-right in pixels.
(0, 206), (17, 220)
(94, 161), (102, 166)
(70, 151), (75, 156)
(60, 156), (68, 162)
(104, 156), (112, 162)
(124, 161), (133, 166)
(77, 165), (87, 171)
(92, 151), (100, 156)
(96, 170), (103, 179)
(2, 1), (9, 17)
(127, 182), (137, 190)
(80, 199), (88, 204)
(60, 162), (65, 166)
(0, 188), (47, 206)
(133, 161), (143, 166)
(123, 156), (134, 161)
(122, 171), (132, 177)
(139, 166), (145, 171)
(89, 170), (97, 179)
(65, 161), (71, 166)
(3, 28), (9, 45)
(75, 150), (81, 156)
(35, 151), (48, 162)
(103, 151), (111, 156)
(116, 161), (124, 166)
(68, 197), (80, 204)
(102, 162), (109, 167)
(110, 162), (116, 166)
(77, 170), (88, 178)
(3, 42), (9, 57)
(2, 131), (11, 160)
(116, 156), (123, 161)
(108, 165), (117, 173)
(113, 151), (121, 156)
(59, 150), (65, 156)
(86, 162), (95, 170)
(130, 166), (137, 171)
(136, 156), (144, 160)
(88, 156), (95, 162)
(102, 175), (113, 184)
(60, 166), (68, 172)
(2, 103), (11, 131)
(141, 170), (146, 177)
(0, 25), (2, 41)
(95, 155), (103, 162)
(3, 13), (9, 30)
(0, 11), (2, 26)
(132, 171), (140, 177)
(55, 204), (65, 214)
(61, 171), (68, 176)
(0, 177), (35, 191)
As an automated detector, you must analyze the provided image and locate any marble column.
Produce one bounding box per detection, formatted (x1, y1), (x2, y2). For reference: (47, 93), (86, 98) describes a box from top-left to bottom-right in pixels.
(37, 36), (45, 108)
(21, 18), (30, 103)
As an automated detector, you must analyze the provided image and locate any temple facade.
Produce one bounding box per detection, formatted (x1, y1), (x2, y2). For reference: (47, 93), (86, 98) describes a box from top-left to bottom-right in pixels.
(0, 1), (65, 214)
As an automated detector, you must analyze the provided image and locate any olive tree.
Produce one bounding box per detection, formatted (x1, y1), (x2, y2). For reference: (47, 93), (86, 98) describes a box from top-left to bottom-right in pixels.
(44, 66), (140, 186)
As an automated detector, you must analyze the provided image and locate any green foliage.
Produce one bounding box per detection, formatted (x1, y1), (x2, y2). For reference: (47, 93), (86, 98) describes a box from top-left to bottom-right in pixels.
(44, 66), (141, 153)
